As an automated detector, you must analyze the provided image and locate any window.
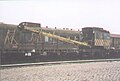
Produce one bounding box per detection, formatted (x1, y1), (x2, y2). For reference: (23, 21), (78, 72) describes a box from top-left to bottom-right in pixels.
(45, 36), (49, 42)
(95, 31), (100, 39)
(104, 33), (110, 39)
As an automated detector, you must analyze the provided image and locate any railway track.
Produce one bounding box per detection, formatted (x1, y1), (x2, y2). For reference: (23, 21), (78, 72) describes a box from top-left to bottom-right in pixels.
(1, 58), (120, 68)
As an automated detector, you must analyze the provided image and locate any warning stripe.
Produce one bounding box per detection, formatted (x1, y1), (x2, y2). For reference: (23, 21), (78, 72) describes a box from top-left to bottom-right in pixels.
(95, 39), (110, 47)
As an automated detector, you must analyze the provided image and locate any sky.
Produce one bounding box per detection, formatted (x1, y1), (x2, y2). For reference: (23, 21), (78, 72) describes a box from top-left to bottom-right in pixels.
(0, 0), (120, 34)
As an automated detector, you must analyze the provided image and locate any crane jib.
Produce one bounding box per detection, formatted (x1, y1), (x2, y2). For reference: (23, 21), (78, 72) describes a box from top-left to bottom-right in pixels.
(23, 27), (90, 47)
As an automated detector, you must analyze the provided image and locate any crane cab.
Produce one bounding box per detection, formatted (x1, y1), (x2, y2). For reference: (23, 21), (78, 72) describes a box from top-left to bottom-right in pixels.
(17, 22), (41, 29)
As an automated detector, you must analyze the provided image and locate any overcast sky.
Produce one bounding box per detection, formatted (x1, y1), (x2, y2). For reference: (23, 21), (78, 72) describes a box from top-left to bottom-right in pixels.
(0, 0), (120, 34)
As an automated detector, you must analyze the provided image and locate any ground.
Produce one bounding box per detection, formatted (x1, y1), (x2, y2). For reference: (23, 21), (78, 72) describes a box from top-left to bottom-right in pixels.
(1, 61), (120, 81)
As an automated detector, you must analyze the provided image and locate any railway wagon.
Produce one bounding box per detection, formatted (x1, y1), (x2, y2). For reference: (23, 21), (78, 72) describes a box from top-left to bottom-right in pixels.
(110, 34), (120, 57)
(0, 23), (20, 64)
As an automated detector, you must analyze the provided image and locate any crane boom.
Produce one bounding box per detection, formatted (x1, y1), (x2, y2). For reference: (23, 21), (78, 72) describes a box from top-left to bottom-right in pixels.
(22, 26), (90, 47)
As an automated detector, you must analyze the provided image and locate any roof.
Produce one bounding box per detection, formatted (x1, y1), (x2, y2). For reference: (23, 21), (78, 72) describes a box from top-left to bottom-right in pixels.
(110, 34), (120, 38)
(82, 27), (109, 33)
(0, 23), (17, 29)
